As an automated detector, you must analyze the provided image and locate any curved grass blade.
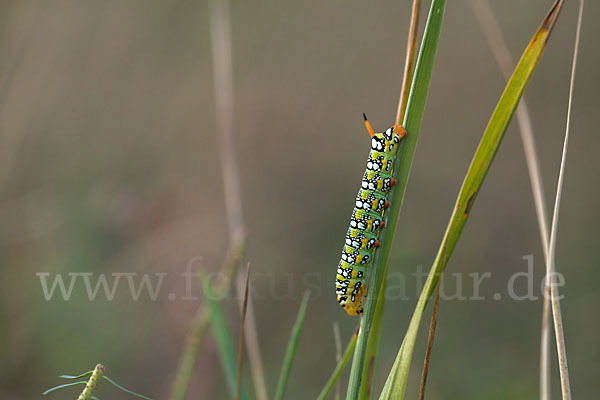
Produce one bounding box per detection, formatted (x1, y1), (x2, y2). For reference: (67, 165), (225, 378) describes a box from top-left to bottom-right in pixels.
(43, 381), (87, 395)
(201, 272), (246, 399)
(274, 290), (311, 400)
(47, 367), (151, 399)
(317, 326), (359, 400)
(59, 371), (94, 379)
(103, 376), (153, 400)
(467, 1), (554, 397)
(380, 1), (565, 399)
(346, 1), (447, 399)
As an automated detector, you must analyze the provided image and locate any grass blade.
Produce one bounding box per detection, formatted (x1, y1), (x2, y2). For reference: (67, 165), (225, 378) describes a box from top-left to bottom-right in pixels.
(202, 272), (246, 399)
(235, 264), (251, 400)
(59, 371), (94, 380)
(379, 1), (564, 398)
(545, 1), (583, 398)
(360, 1), (424, 398)
(347, 1), (447, 398)
(274, 291), (311, 400)
(333, 322), (343, 400)
(466, 2), (555, 398)
(103, 376), (153, 400)
(468, 0), (551, 261)
(43, 381), (87, 395)
(317, 325), (359, 400)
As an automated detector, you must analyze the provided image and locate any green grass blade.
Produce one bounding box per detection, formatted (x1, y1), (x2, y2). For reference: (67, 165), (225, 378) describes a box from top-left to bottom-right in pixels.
(274, 291), (311, 400)
(317, 327), (359, 400)
(59, 371), (94, 380)
(103, 376), (153, 400)
(379, 1), (564, 399)
(360, 0), (425, 398)
(346, 1), (447, 399)
(202, 273), (246, 399)
(235, 264), (251, 400)
(43, 381), (87, 395)
(333, 322), (343, 400)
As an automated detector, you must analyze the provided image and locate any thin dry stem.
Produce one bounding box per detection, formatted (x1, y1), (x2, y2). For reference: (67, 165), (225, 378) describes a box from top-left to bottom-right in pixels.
(169, 308), (210, 400)
(396, 0), (422, 125)
(208, 0), (268, 398)
(546, 2), (584, 398)
(169, 236), (245, 400)
(234, 272), (267, 400)
(209, 0), (243, 238)
(540, 287), (552, 400)
(468, 1), (553, 397)
(418, 284), (440, 400)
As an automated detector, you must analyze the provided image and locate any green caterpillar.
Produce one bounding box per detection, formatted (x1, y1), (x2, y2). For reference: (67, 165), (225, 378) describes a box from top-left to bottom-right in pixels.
(336, 116), (406, 315)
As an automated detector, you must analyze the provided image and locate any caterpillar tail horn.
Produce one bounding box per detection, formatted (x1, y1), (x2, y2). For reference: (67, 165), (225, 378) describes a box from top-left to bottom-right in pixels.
(363, 113), (376, 137)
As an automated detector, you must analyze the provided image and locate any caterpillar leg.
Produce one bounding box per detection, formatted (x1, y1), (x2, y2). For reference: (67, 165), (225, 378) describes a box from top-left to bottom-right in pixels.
(393, 124), (407, 139)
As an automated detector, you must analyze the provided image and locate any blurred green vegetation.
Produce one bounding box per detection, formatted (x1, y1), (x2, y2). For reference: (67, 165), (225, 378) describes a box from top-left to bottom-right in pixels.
(1, 0), (598, 399)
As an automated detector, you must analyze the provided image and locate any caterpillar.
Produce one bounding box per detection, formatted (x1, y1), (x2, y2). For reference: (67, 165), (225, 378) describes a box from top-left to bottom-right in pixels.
(336, 115), (406, 316)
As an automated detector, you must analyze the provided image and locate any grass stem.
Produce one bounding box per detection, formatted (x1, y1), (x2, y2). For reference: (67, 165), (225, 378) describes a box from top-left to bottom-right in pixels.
(418, 286), (440, 400)
(274, 291), (311, 400)
(317, 325), (359, 400)
(208, 0), (268, 397)
(545, 2), (584, 398)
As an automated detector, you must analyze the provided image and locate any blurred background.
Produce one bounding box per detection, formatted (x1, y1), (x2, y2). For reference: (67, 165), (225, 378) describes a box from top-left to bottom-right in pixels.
(1, 0), (598, 398)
